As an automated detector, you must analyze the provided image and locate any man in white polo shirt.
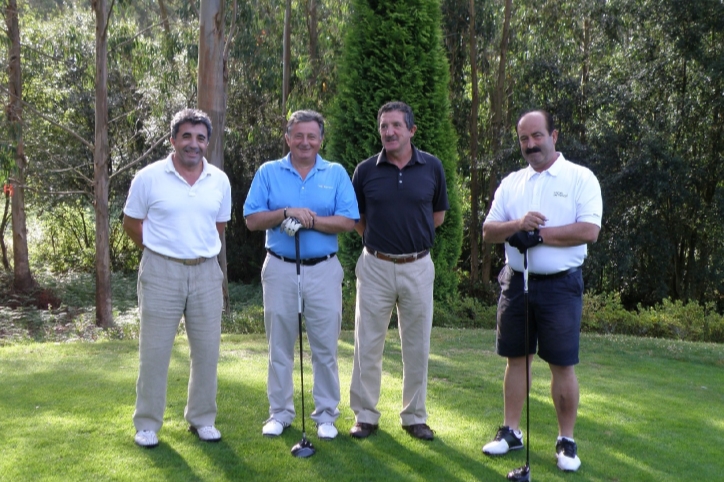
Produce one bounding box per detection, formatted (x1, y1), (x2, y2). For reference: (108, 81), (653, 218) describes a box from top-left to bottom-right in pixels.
(481, 109), (602, 472)
(123, 108), (232, 448)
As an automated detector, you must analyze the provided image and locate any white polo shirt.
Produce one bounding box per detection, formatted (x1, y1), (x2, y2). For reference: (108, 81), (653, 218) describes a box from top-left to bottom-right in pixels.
(123, 154), (232, 259)
(485, 153), (602, 274)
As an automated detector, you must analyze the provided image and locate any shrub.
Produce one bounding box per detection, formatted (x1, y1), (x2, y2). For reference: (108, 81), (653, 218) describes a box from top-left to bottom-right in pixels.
(582, 293), (724, 343)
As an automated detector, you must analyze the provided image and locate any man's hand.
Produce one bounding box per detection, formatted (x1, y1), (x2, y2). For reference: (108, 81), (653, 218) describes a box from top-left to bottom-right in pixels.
(506, 229), (543, 253)
(280, 216), (303, 236)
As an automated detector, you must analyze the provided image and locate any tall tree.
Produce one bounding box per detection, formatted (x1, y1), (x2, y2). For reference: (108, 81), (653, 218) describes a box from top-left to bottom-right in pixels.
(281, 0), (291, 155)
(4, 0), (35, 293)
(198, 0), (232, 312)
(467, 0), (480, 283)
(92, 0), (112, 328)
(480, 0), (511, 285)
(328, 0), (463, 301)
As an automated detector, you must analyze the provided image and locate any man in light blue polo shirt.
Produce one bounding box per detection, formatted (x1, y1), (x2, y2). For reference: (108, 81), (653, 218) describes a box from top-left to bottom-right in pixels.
(244, 110), (359, 441)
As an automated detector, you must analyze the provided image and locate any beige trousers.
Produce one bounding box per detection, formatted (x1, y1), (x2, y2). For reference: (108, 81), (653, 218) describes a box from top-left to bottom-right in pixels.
(133, 249), (223, 432)
(350, 249), (435, 426)
(261, 254), (343, 425)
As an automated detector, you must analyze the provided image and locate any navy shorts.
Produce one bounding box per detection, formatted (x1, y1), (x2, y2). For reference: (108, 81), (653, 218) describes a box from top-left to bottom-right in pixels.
(495, 265), (583, 366)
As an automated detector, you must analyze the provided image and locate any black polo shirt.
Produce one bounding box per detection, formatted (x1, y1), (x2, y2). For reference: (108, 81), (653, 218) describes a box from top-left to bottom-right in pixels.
(352, 145), (449, 254)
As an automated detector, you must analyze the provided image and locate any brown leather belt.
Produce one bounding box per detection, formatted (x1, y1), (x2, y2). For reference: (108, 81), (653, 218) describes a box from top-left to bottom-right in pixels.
(147, 249), (210, 266)
(365, 246), (429, 264)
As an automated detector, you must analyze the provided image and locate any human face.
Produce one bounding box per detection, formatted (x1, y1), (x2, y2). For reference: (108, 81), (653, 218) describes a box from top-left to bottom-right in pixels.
(285, 121), (322, 166)
(517, 111), (558, 172)
(170, 122), (208, 171)
(379, 110), (416, 159)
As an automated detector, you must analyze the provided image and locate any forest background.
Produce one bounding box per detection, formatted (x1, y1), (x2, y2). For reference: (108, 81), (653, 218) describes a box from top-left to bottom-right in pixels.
(1, 0), (723, 340)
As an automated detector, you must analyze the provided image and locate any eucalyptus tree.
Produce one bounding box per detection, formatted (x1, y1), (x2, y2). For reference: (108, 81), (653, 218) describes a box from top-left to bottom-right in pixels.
(327, 0), (463, 301)
(3, 0), (35, 292)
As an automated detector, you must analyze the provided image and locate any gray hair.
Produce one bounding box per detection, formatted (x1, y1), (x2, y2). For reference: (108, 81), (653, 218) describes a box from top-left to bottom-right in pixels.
(171, 108), (212, 139)
(286, 110), (325, 138)
(377, 101), (415, 130)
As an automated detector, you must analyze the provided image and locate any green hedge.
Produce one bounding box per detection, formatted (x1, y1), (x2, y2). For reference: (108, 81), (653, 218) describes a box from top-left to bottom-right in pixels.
(582, 292), (724, 343)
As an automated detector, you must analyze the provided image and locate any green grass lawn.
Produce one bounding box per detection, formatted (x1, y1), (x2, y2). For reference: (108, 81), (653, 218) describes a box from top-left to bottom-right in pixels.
(1, 329), (723, 481)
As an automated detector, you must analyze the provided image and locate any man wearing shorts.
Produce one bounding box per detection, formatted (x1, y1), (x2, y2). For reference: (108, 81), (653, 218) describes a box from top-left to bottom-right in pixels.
(481, 109), (602, 472)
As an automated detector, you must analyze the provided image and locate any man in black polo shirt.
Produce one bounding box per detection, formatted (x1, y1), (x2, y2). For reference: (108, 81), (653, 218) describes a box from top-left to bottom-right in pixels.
(349, 101), (449, 441)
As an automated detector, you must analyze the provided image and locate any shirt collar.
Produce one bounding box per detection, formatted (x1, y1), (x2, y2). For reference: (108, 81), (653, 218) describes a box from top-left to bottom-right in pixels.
(525, 152), (564, 180)
(164, 153), (211, 179)
(375, 144), (425, 167)
(281, 153), (328, 172)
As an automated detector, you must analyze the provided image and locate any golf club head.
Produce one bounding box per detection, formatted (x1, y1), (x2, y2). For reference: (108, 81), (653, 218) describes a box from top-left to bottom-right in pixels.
(507, 464), (530, 482)
(291, 437), (316, 458)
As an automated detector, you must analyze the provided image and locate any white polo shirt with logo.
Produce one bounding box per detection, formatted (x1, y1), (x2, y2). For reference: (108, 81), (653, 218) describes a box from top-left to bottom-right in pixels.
(485, 153), (602, 274)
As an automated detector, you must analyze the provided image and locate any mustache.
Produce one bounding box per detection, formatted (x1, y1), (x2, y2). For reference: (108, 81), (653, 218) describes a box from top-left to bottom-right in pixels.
(525, 147), (541, 155)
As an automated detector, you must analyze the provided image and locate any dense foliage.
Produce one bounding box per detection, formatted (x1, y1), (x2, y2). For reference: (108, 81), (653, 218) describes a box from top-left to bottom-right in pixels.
(1, 0), (723, 324)
(327, 0), (464, 301)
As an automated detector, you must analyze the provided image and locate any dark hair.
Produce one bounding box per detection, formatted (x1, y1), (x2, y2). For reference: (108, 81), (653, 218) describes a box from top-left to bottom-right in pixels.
(171, 108), (212, 139)
(377, 101), (415, 130)
(517, 109), (556, 134)
(287, 110), (325, 138)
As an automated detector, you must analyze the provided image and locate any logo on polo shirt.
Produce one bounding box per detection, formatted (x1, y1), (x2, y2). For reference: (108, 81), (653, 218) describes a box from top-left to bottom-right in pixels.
(318, 184), (333, 189)
(553, 191), (568, 198)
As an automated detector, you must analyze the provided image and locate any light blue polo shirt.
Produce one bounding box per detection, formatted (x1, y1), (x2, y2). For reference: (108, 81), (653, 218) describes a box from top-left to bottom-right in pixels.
(243, 154), (359, 259)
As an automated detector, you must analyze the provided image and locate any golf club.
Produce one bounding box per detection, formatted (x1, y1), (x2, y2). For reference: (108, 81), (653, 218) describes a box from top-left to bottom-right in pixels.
(507, 249), (530, 481)
(291, 231), (316, 458)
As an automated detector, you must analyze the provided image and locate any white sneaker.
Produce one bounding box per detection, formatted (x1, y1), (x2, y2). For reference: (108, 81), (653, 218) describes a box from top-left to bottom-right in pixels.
(134, 430), (159, 448)
(262, 418), (289, 437)
(317, 422), (338, 440)
(556, 437), (581, 471)
(190, 425), (222, 442)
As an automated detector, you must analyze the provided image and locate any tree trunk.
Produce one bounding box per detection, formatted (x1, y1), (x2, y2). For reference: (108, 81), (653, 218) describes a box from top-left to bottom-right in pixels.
(1, 188), (10, 270)
(198, 0), (230, 314)
(5, 0), (35, 292)
(93, 0), (113, 328)
(481, 0), (512, 285)
(282, 0), (291, 155)
(468, 0), (480, 283)
(307, 0), (319, 86)
(158, 0), (171, 34)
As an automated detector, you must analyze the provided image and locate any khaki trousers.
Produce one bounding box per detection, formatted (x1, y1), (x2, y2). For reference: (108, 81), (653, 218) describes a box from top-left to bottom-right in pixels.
(350, 249), (435, 426)
(261, 254), (343, 425)
(133, 249), (223, 432)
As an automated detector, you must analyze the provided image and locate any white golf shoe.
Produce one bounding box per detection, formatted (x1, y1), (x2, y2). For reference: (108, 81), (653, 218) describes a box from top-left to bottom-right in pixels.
(134, 430), (159, 448)
(482, 426), (523, 455)
(317, 422), (338, 440)
(556, 437), (581, 471)
(262, 418), (289, 437)
(190, 425), (222, 442)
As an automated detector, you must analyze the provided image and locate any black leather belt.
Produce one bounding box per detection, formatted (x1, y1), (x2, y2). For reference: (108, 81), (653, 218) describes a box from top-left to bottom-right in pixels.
(267, 249), (336, 266)
(147, 249), (210, 266)
(365, 246), (429, 264)
(512, 266), (581, 280)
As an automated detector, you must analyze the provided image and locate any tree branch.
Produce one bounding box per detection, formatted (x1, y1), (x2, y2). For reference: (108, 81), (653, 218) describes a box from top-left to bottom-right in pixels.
(109, 21), (166, 54)
(224, 0), (239, 61)
(110, 131), (168, 179)
(0, 84), (93, 150)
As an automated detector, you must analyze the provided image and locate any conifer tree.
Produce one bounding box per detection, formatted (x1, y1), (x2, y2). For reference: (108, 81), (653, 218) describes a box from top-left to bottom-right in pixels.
(327, 0), (463, 301)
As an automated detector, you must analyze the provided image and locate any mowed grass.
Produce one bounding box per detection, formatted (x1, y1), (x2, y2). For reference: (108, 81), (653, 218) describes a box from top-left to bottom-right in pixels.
(1, 329), (723, 481)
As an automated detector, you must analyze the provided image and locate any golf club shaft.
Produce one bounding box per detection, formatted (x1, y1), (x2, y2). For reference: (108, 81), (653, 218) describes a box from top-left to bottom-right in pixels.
(295, 233), (307, 437)
(524, 250), (529, 468)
